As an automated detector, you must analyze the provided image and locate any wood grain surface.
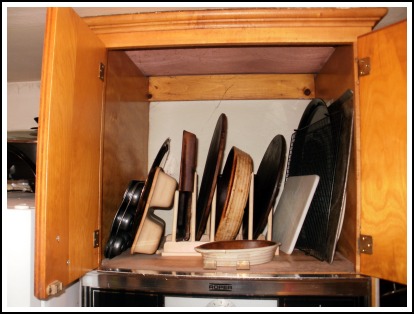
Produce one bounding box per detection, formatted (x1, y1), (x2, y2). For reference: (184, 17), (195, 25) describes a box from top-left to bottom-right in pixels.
(358, 20), (407, 285)
(35, 8), (106, 299)
(83, 8), (387, 48)
(149, 74), (315, 101)
(126, 47), (334, 77)
(101, 249), (355, 275)
(102, 50), (149, 254)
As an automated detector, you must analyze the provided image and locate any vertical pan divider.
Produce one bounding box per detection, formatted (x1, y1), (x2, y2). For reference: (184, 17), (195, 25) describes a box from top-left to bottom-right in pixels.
(248, 172), (254, 240)
(190, 173), (198, 242)
(210, 187), (216, 242)
(162, 171), (274, 256)
(162, 172), (210, 256)
(267, 211), (273, 241)
(170, 190), (179, 243)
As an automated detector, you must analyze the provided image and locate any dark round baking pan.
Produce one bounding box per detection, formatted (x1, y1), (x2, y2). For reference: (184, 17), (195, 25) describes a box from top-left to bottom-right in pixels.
(195, 113), (227, 240)
(297, 98), (328, 130)
(242, 134), (287, 240)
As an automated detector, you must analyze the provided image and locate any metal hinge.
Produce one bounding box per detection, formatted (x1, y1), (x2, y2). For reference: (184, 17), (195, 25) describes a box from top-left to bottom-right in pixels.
(358, 57), (371, 76)
(46, 280), (63, 296)
(359, 234), (373, 254)
(94, 230), (100, 248)
(99, 63), (105, 81)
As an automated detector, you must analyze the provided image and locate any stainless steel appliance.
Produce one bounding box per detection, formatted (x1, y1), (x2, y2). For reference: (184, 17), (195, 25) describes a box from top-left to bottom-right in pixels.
(81, 269), (370, 307)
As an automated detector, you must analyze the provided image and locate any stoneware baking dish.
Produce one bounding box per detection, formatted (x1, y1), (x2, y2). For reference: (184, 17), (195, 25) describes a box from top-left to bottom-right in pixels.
(195, 240), (279, 268)
(131, 167), (177, 254)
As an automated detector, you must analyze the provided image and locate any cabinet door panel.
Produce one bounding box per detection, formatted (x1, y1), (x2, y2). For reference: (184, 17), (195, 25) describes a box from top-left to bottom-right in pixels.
(35, 8), (106, 299)
(358, 20), (407, 284)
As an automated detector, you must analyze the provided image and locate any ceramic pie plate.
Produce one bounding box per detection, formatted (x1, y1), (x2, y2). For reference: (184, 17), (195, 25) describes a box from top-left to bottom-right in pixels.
(215, 146), (253, 241)
(195, 240), (279, 267)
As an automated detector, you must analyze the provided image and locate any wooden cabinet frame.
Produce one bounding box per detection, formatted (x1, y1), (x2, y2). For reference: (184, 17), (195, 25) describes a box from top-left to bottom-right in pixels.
(35, 7), (407, 300)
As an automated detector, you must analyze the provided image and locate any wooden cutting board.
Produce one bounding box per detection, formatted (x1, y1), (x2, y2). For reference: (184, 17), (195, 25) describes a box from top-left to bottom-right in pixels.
(272, 175), (319, 254)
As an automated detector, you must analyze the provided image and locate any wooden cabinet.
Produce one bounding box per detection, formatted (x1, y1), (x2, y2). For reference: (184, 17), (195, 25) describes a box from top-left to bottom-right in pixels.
(35, 7), (407, 301)
(358, 21), (407, 284)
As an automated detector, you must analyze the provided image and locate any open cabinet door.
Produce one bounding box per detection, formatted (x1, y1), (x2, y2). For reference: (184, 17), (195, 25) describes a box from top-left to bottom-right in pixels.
(358, 20), (407, 285)
(35, 8), (106, 299)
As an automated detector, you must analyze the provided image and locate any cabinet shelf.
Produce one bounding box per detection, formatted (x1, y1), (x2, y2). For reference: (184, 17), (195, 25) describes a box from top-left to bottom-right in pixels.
(101, 249), (355, 275)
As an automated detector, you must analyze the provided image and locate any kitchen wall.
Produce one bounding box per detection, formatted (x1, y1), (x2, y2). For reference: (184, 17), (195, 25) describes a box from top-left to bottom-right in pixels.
(7, 81), (41, 131)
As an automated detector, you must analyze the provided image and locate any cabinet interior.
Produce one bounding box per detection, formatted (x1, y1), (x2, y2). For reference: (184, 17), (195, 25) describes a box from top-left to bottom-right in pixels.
(101, 43), (358, 274)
